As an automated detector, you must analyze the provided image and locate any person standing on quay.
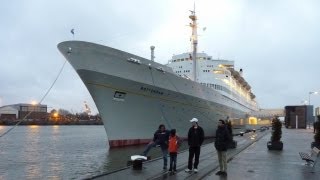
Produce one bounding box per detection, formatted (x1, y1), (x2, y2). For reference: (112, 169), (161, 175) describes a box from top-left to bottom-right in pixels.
(214, 119), (230, 176)
(185, 118), (204, 173)
(168, 129), (180, 173)
(142, 124), (170, 170)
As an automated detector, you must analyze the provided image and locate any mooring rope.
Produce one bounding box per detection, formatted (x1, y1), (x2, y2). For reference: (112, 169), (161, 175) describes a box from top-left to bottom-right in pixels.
(0, 60), (67, 138)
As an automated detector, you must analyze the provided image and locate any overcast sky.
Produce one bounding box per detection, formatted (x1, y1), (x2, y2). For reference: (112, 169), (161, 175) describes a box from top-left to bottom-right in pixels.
(1, 0), (320, 114)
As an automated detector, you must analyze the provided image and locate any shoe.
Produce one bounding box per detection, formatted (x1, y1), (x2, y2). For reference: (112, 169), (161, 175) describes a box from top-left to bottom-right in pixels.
(173, 170), (177, 173)
(221, 171), (227, 176)
(163, 167), (167, 170)
(193, 169), (198, 173)
(185, 168), (192, 173)
(215, 171), (223, 175)
(168, 168), (172, 172)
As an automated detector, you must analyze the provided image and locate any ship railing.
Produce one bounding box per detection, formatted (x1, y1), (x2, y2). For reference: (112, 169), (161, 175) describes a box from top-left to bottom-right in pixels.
(183, 74), (191, 80)
(127, 58), (141, 64)
(156, 67), (165, 73)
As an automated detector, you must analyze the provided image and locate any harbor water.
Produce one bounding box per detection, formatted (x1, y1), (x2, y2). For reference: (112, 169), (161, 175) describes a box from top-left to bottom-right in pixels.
(0, 125), (215, 179)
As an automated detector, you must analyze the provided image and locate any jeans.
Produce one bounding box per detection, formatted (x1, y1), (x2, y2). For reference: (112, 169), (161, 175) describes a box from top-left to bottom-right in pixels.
(169, 152), (177, 171)
(187, 146), (201, 170)
(142, 141), (157, 156)
(162, 148), (168, 168)
(142, 141), (168, 168)
(217, 150), (227, 172)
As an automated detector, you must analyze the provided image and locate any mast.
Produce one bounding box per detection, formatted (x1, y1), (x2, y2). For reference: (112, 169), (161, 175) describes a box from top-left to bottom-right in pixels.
(189, 5), (198, 82)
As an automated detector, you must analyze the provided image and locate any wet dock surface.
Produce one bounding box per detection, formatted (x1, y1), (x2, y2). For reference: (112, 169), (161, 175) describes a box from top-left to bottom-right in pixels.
(90, 128), (319, 180)
(204, 128), (319, 180)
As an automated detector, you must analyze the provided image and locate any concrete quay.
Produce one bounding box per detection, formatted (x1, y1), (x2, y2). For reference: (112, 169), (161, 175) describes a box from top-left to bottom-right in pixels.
(91, 128), (319, 180)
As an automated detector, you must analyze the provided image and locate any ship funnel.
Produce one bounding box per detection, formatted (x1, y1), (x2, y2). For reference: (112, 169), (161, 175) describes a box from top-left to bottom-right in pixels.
(150, 46), (155, 61)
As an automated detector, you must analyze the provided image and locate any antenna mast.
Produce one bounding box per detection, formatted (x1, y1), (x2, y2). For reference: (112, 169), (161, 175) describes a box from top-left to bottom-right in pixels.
(189, 4), (198, 81)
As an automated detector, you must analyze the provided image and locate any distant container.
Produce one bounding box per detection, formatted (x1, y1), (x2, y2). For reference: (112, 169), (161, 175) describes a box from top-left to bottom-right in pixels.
(284, 105), (313, 129)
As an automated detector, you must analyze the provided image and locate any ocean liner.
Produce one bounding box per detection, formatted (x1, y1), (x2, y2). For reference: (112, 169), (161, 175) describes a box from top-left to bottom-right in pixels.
(58, 10), (258, 147)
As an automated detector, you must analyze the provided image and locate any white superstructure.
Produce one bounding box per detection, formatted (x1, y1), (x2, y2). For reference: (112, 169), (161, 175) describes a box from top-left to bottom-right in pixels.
(168, 53), (257, 111)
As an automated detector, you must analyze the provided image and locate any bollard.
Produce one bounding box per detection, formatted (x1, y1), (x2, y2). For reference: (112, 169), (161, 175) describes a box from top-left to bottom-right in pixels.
(130, 155), (148, 170)
(132, 159), (143, 170)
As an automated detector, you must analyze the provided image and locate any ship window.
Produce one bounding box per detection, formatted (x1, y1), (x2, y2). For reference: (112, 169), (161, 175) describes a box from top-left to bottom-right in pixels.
(173, 60), (176, 62)
(114, 91), (126, 99)
(213, 70), (223, 74)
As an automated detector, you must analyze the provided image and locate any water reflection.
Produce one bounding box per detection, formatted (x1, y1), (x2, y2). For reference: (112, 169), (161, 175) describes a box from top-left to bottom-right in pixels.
(48, 125), (63, 179)
(29, 125), (40, 129)
(24, 125), (42, 179)
(0, 126), (216, 179)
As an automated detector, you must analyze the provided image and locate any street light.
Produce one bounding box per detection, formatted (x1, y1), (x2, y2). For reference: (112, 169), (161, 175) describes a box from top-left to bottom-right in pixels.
(301, 100), (308, 105)
(309, 91), (318, 105)
(31, 100), (38, 106)
(308, 91), (319, 129)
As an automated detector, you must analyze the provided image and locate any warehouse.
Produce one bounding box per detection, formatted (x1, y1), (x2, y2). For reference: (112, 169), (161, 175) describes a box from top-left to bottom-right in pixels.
(0, 103), (47, 120)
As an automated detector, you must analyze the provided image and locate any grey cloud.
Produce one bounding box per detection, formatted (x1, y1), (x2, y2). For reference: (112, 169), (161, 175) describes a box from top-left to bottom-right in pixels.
(1, 0), (320, 113)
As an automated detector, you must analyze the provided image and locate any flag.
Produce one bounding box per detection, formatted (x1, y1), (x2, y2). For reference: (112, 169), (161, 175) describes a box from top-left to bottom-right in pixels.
(71, 29), (74, 35)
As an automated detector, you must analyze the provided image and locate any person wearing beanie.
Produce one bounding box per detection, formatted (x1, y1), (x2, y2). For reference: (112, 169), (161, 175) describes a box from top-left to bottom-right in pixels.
(142, 124), (170, 170)
(214, 119), (231, 176)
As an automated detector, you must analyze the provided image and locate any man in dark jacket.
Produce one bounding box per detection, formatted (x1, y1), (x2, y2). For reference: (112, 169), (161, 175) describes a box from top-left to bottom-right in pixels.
(142, 124), (170, 169)
(214, 120), (230, 176)
(185, 118), (204, 173)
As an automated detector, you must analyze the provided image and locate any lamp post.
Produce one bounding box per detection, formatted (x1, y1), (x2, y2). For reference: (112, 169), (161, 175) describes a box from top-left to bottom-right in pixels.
(301, 100), (308, 105)
(308, 91), (319, 129)
(309, 91), (318, 105)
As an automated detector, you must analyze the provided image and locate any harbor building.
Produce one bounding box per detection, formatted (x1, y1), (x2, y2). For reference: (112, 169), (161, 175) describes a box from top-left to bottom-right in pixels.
(0, 103), (47, 120)
(284, 105), (313, 129)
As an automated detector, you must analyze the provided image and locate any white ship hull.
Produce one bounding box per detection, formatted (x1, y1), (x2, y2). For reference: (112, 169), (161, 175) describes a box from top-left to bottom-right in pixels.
(58, 41), (255, 147)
